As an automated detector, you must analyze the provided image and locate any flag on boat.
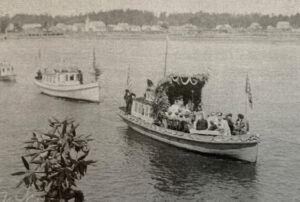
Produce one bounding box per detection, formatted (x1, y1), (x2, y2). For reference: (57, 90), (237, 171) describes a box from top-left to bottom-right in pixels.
(147, 79), (154, 87)
(245, 74), (253, 109)
(126, 66), (132, 91)
(163, 34), (169, 77)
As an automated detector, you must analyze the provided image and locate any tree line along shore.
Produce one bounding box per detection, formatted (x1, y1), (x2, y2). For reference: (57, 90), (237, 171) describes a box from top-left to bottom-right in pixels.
(1, 9), (300, 36)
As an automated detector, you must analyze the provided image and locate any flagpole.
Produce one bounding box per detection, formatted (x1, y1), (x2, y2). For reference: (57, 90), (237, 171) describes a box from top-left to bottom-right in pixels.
(93, 47), (96, 70)
(245, 89), (248, 116)
(127, 65), (131, 91)
(163, 34), (169, 77)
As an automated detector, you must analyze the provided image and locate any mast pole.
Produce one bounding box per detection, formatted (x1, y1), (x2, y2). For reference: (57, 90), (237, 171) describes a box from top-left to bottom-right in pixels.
(163, 34), (169, 77)
(93, 47), (96, 70)
(245, 73), (248, 116)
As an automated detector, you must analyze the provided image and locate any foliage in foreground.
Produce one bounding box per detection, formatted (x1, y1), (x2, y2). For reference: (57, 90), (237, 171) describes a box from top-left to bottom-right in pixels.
(11, 118), (96, 202)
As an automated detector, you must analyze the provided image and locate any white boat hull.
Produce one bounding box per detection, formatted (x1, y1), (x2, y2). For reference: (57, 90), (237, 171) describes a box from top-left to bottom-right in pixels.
(119, 112), (259, 163)
(34, 79), (100, 102)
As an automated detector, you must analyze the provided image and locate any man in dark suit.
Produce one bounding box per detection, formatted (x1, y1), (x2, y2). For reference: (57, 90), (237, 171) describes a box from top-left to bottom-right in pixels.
(234, 114), (249, 135)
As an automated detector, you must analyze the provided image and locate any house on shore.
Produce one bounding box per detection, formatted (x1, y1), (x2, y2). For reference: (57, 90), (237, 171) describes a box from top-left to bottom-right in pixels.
(22, 23), (42, 31)
(85, 16), (106, 32)
(150, 25), (163, 32)
(248, 22), (262, 31)
(72, 23), (85, 32)
(169, 24), (198, 35)
(113, 23), (130, 32)
(141, 25), (152, 32)
(128, 25), (141, 32)
(276, 21), (291, 31)
(5, 23), (15, 32)
(215, 24), (232, 33)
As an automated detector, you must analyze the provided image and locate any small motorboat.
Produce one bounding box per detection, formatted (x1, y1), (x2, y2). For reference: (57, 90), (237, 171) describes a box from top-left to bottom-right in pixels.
(0, 62), (16, 82)
(34, 69), (100, 102)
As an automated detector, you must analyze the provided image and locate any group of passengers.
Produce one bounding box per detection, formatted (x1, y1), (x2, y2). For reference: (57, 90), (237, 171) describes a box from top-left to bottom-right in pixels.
(162, 96), (249, 135)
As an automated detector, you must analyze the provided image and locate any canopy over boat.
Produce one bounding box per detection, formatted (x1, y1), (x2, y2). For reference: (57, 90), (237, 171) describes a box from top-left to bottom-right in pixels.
(151, 73), (209, 118)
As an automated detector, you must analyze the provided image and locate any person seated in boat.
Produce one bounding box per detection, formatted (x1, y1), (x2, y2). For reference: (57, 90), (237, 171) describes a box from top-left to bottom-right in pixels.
(195, 112), (208, 130)
(168, 99), (180, 115)
(167, 96), (184, 117)
(35, 69), (42, 80)
(215, 113), (231, 135)
(154, 111), (168, 128)
(234, 114), (249, 135)
(225, 113), (234, 135)
(208, 120), (218, 131)
(186, 99), (195, 111)
(77, 70), (83, 84)
(207, 112), (217, 128)
(178, 111), (192, 133)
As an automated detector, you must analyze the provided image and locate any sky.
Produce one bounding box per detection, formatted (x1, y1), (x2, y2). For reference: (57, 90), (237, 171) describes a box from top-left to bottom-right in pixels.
(0, 0), (300, 16)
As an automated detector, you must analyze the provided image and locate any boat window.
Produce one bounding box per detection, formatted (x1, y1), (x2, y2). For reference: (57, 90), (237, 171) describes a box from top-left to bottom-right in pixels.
(70, 74), (74, 81)
(66, 75), (68, 81)
(2, 68), (4, 72)
(11, 67), (14, 71)
(134, 102), (138, 112)
(7, 68), (9, 72)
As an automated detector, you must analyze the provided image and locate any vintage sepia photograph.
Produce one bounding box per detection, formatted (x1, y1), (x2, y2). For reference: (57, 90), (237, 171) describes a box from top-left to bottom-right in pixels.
(0, 0), (299, 201)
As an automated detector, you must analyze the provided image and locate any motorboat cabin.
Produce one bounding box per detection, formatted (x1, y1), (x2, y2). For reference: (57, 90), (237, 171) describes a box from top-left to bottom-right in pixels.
(0, 62), (16, 81)
(38, 69), (83, 86)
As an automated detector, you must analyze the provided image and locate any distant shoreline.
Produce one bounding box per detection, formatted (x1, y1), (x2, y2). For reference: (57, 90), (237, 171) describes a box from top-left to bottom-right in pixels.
(2, 31), (300, 42)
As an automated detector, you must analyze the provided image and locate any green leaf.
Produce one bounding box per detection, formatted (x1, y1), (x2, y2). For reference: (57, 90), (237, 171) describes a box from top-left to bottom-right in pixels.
(22, 156), (30, 170)
(11, 171), (26, 176)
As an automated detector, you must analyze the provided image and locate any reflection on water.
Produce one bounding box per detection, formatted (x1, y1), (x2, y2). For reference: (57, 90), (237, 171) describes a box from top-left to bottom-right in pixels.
(123, 128), (258, 201)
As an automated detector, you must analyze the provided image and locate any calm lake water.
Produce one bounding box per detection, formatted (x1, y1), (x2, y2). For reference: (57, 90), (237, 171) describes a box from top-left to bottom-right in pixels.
(0, 36), (300, 201)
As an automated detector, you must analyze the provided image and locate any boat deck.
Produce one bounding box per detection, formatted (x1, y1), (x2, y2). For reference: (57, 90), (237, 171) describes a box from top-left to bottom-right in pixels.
(119, 109), (260, 145)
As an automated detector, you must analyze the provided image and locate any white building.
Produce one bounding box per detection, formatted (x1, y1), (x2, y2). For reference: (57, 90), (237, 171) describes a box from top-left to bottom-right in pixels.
(22, 23), (42, 31)
(248, 22), (262, 30)
(6, 23), (15, 32)
(113, 23), (129, 32)
(141, 25), (152, 32)
(169, 24), (198, 34)
(150, 25), (162, 32)
(85, 16), (106, 32)
(276, 21), (291, 30)
(72, 23), (85, 32)
(129, 25), (141, 32)
(215, 24), (232, 33)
